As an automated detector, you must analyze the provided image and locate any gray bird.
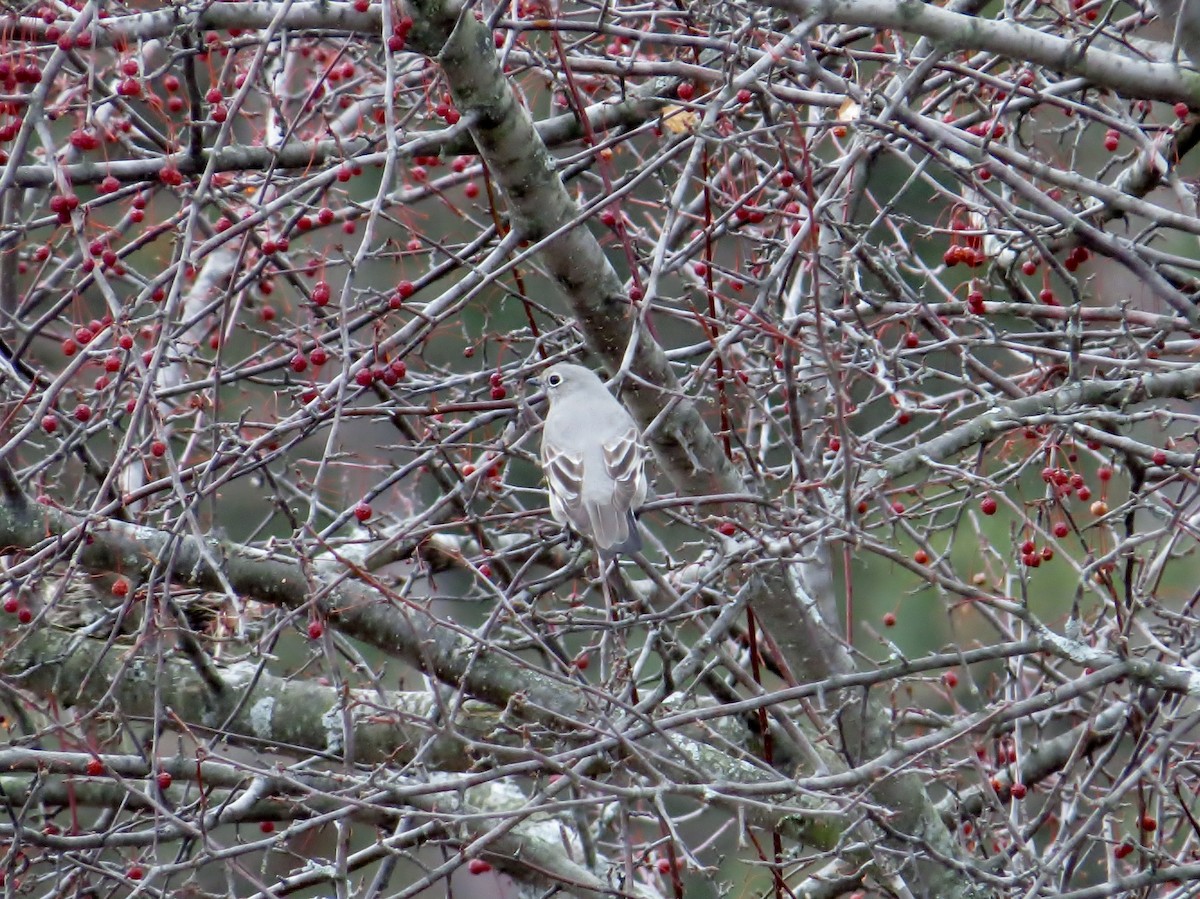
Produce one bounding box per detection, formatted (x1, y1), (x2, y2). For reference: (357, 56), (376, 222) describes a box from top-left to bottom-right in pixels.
(538, 363), (647, 556)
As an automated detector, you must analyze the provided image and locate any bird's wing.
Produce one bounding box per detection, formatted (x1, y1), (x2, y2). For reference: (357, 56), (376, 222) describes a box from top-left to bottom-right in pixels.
(578, 423), (645, 554)
(601, 424), (646, 511)
(542, 442), (589, 532)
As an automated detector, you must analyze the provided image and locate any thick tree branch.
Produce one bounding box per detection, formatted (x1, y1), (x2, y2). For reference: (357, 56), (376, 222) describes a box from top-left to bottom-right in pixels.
(762, 0), (1200, 102)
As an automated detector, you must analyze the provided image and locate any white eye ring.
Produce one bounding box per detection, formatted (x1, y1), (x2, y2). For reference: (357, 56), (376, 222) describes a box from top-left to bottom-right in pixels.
(546, 373), (562, 387)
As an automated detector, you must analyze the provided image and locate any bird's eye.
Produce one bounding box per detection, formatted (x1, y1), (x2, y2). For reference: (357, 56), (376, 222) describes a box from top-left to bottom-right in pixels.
(546, 373), (562, 387)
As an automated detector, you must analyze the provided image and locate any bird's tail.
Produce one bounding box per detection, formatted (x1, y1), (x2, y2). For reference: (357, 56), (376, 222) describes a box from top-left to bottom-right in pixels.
(589, 503), (641, 556)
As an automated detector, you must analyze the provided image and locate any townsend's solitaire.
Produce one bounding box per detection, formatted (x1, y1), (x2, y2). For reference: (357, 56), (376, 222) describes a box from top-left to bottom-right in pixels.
(538, 363), (647, 556)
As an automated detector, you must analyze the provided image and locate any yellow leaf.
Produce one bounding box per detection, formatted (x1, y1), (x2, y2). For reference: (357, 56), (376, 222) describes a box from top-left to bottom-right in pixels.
(661, 104), (698, 134)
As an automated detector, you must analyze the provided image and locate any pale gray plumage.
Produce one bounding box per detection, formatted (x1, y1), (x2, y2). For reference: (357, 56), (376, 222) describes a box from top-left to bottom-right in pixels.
(539, 363), (647, 556)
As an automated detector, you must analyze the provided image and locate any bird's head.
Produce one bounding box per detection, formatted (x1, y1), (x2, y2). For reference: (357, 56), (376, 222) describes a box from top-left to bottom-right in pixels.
(536, 363), (600, 404)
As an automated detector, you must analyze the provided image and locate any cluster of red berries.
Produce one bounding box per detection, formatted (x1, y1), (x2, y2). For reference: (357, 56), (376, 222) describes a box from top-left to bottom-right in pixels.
(944, 244), (986, 267)
(1019, 538), (1053, 567)
(387, 15), (414, 52)
(489, 371), (506, 400)
(1063, 245), (1090, 272)
(964, 120), (1005, 139)
(2, 595), (32, 623)
(1040, 466), (1093, 502)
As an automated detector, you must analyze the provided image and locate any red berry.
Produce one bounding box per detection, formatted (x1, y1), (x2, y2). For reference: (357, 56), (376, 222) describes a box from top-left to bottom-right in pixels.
(86, 758), (104, 776)
(913, 548), (929, 565)
(310, 347), (328, 366)
(736, 88), (752, 104)
(61, 337), (77, 356)
(16, 606), (31, 624)
(311, 281), (331, 306)
(942, 671), (958, 687)
(127, 866), (143, 880)
(290, 353), (308, 373)
(1021, 259), (1037, 276)
(1114, 841), (1134, 859)
(1142, 815), (1157, 832)
(259, 821), (275, 833)
(490, 385), (507, 400)
(41, 414), (57, 433)
(891, 501), (905, 514)
(1175, 101), (1190, 119)
(156, 772), (172, 789)
(150, 440), (166, 457)
(978, 496), (997, 516)
(73, 403), (91, 422)
(904, 332), (919, 349)
(1152, 449), (1168, 466)
(883, 612), (897, 627)
(353, 502), (372, 522)
(355, 368), (374, 387)
(1053, 521), (1069, 538)
(307, 620), (324, 639)
(468, 859), (492, 875)
(111, 578), (130, 597)
(676, 81), (695, 101)
(464, 181), (479, 199)
(1097, 465), (1113, 482)
(1010, 783), (1027, 799)
(718, 521), (737, 537)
